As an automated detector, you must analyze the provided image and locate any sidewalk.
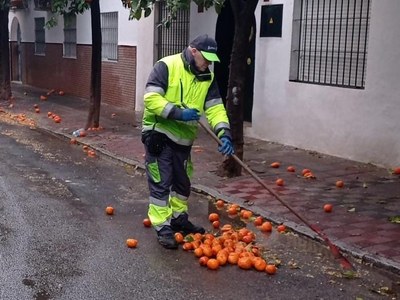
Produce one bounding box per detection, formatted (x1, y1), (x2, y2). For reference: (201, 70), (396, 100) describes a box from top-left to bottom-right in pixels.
(3, 83), (400, 274)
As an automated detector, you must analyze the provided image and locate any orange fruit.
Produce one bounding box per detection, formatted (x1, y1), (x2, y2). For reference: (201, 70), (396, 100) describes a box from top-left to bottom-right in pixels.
(199, 256), (209, 266)
(254, 216), (263, 226)
(303, 172), (315, 178)
(228, 252), (239, 265)
(323, 204), (333, 213)
(336, 180), (344, 188)
(211, 244), (222, 256)
(194, 247), (203, 258)
(287, 166), (296, 172)
(216, 252), (228, 266)
(253, 258), (267, 271)
(192, 240), (201, 249)
(206, 258), (219, 270)
(126, 238), (138, 248)
(276, 178), (284, 186)
(270, 162), (280, 168)
(302, 168), (311, 176)
(231, 204), (240, 210)
(174, 232), (184, 244)
(241, 210), (253, 219)
(193, 233), (203, 241)
(238, 257), (253, 270)
(182, 242), (194, 251)
(260, 221), (272, 232)
(277, 224), (286, 233)
(216, 200), (225, 208)
(204, 233), (214, 241)
(105, 206), (114, 215)
(393, 167), (400, 175)
(201, 245), (213, 257)
(241, 234), (253, 244)
(47, 112), (53, 117)
(212, 220), (220, 229)
(221, 224), (232, 232)
(265, 264), (277, 275)
(227, 206), (238, 215)
(208, 213), (219, 222)
(87, 150), (96, 157)
(143, 218), (152, 227)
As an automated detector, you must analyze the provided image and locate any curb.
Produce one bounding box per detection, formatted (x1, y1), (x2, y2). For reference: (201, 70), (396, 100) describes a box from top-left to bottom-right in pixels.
(30, 119), (400, 276)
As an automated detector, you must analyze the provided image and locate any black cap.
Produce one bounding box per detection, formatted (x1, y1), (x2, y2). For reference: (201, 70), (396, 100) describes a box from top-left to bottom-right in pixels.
(189, 34), (220, 62)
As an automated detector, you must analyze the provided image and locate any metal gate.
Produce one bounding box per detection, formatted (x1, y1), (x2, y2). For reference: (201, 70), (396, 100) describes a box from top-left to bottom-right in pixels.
(155, 1), (190, 61)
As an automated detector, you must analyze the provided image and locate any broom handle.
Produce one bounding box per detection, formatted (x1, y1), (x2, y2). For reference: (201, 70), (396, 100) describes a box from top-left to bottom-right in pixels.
(193, 114), (354, 269)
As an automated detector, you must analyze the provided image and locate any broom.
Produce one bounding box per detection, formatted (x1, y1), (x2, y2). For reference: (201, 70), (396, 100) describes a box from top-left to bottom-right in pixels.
(192, 111), (354, 271)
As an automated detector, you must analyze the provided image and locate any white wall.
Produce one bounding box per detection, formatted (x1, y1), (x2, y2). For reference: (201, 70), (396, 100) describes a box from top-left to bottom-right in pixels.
(8, 0), (155, 112)
(251, 0), (400, 167)
(190, 3), (217, 41)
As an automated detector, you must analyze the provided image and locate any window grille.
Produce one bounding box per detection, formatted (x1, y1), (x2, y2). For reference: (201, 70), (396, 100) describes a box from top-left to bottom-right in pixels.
(101, 12), (118, 61)
(33, 0), (51, 11)
(63, 14), (77, 58)
(290, 0), (371, 89)
(34, 17), (45, 55)
(156, 1), (190, 60)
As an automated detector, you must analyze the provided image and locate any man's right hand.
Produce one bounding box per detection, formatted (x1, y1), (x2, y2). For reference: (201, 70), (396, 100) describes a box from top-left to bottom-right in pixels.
(180, 108), (200, 121)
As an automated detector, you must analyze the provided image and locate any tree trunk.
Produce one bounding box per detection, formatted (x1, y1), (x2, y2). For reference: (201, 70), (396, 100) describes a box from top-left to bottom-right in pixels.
(85, 0), (102, 129)
(218, 0), (259, 177)
(0, 4), (12, 104)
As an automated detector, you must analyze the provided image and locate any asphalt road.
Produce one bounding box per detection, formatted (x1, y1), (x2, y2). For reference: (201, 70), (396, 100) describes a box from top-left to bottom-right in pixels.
(0, 118), (398, 300)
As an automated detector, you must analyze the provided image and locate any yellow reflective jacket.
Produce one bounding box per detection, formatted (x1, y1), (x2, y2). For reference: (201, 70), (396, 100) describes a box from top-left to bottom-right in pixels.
(142, 51), (230, 146)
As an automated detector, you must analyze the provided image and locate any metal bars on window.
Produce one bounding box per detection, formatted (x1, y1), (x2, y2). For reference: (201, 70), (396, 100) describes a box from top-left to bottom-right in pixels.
(63, 14), (77, 58)
(156, 1), (190, 60)
(291, 0), (370, 89)
(34, 17), (45, 55)
(101, 12), (118, 61)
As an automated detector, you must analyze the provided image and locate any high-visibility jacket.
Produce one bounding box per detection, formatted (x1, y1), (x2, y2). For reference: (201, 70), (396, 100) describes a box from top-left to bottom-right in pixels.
(142, 51), (230, 146)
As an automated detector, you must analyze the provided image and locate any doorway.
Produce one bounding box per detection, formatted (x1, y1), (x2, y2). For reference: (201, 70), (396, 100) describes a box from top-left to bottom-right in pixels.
(16, 23), (22, 82)
(10, 18), (22, 82)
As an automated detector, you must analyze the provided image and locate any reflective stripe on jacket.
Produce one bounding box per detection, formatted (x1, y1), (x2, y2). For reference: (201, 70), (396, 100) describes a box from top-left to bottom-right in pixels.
(143, 53), (230, 146)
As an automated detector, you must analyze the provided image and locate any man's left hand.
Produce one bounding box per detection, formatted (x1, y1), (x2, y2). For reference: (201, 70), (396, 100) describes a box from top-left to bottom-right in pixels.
(218, 137), (234, 156)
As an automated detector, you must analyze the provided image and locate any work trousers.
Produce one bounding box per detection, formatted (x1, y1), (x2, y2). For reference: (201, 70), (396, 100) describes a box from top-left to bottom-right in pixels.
(144, 140), (193, 230)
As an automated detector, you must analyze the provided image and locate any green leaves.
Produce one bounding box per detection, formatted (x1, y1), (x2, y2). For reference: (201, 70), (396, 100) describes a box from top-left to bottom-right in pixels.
(124, 0), (226, 26)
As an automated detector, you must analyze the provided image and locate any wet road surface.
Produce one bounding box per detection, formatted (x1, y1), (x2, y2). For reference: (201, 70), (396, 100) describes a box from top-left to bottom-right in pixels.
(0, 118), (398, 300)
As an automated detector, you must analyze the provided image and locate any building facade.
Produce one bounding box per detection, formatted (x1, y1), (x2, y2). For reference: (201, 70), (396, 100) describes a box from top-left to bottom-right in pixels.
(8, 0), (400, 167)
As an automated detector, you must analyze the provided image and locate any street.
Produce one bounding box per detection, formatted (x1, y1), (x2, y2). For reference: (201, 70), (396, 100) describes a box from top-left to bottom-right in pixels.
(0, 118), (398, 300)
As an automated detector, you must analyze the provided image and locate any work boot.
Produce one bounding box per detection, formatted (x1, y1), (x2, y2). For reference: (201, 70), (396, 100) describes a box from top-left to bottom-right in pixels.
(171, 213), (205, 235)
(156, 226), (178, 249)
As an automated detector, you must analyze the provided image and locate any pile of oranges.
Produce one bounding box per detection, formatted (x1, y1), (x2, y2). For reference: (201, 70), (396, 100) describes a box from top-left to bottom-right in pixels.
(175, 208), (279, 275)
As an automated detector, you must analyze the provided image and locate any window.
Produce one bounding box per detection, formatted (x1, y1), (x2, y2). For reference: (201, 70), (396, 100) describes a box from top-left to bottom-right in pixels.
(156, 0), (190, 60)
(63, 14), (77, 58)
(290, 0), (371, 89)
(34, 17), (45, 55)
(101, 12), (118, 61)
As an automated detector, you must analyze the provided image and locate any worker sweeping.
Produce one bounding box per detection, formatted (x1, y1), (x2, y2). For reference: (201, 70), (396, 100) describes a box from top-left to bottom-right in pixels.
(141, 34), (234, 249)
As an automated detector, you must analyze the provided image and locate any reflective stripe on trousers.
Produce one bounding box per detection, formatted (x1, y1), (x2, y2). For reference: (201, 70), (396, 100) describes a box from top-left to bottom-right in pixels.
(144, 142), (192, 228)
